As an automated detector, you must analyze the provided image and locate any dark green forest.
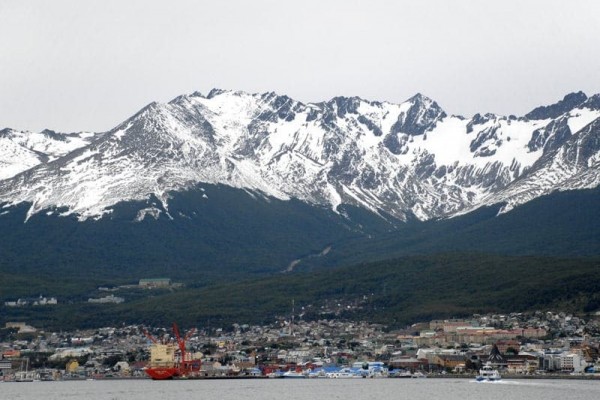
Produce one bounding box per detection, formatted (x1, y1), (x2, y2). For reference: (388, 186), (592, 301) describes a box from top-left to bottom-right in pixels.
(2, 253), (599, 330)
(0, 186), (598, 329)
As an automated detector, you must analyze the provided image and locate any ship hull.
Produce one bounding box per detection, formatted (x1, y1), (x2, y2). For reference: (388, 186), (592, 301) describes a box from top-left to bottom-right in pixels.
(145, 367), (179, 380)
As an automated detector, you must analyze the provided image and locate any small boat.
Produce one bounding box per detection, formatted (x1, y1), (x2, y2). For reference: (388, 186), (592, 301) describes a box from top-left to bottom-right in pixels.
(14, 373), (34, 382)
(14, 358), (37, 382)
(267, 371), (284, 378)
(328, 372), (360, 379)
(476, 363), (501, 382)
(395, 370), (413, 378)
(282, 370), (306, 379)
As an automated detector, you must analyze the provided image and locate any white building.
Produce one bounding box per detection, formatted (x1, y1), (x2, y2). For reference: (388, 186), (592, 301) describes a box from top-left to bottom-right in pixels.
(560, 353), (586, 373)
(88, 294), (124, 304)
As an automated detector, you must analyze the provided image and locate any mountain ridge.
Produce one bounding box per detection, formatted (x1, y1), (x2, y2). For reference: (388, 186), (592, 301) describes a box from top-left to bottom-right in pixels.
(0, 89), (599, 223)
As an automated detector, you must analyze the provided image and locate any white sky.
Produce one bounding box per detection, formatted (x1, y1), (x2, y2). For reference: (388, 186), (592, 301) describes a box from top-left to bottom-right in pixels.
(1, 0), (599, 132)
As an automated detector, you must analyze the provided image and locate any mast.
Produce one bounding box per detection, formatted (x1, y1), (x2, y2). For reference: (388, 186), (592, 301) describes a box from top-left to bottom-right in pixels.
(291, 299), (295, 336)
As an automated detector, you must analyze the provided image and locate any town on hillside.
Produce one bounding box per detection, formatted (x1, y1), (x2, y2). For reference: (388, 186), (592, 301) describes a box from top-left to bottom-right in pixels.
(1, 311), (600, 381)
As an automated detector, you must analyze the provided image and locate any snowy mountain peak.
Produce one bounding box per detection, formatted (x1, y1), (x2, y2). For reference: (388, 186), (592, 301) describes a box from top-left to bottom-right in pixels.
(582, 93), (600, 110)
(525, 91), (588, 120)
(207, 88), (229, 99)
(388, 92), (447, 137)
(0, 128), (14, 137)
(0, 90), (599, 222)
(406, 92), (436, 106)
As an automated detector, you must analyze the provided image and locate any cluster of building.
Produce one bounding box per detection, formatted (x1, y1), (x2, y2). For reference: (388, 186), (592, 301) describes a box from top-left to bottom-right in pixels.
(4, 295), (58, 307)
(4, 278), (180, 308)
(1, 310), (599, 381)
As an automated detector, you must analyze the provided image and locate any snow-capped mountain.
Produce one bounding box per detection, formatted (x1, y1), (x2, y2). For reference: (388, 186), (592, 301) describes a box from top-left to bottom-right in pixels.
(0, 90), (598, 222)
(0, 128), (96, 180)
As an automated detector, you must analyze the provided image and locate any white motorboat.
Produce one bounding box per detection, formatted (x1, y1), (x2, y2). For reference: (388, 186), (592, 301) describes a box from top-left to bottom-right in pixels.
(476, 363), (501, 382)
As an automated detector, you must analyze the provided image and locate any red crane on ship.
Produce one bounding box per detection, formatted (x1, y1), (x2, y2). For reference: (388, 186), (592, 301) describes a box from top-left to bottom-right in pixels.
(172, 323), (199, 373)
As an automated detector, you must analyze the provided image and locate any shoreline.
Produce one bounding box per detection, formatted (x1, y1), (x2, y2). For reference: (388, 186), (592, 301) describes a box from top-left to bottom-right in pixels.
(426, 373), (600, 380)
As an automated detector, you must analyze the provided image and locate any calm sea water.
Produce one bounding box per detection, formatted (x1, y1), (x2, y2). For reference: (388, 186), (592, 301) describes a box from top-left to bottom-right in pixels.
(1, 378), (599, 400)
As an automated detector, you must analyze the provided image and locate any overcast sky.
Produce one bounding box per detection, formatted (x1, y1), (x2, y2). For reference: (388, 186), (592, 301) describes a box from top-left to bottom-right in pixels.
(1, 0), (599, 132)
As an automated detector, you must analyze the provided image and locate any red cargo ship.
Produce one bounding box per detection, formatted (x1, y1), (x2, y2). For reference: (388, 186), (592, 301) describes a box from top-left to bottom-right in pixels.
(143, 323), (201, 380)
